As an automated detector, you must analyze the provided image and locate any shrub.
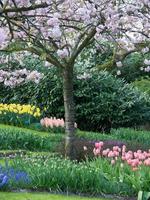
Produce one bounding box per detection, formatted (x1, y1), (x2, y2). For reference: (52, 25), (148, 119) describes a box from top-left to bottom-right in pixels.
(132, 78), (150, 96)
(35, 71), (150, 132)
(75, 71), (150, 131)
(112, 52), (150, 82)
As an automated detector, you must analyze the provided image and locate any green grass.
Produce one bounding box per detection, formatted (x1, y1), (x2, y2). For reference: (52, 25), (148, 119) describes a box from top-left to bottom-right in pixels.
(0, 124), (53, 137)
(0, 192), (113, 200)
(77, 130), (114, 141)
(0, 124), (64, 151)
(77, 128), (150, 150)
(1, 124), (150, 151)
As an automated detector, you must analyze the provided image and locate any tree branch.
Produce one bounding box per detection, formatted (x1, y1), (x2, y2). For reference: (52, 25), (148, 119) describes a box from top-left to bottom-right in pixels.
(1, 3), (48, 13)
(69, 28), (96, 65)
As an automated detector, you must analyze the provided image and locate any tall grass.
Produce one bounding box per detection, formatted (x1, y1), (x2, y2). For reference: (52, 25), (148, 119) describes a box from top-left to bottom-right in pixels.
(0, 125), (63, 151)
(12, 156), (150, 196)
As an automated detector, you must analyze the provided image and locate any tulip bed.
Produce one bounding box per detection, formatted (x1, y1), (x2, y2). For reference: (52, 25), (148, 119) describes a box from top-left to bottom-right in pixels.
(93, 141), (150, 171)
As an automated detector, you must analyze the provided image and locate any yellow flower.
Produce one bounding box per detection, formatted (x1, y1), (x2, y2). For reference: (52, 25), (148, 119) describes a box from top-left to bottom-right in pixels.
(0, 103), (41, 117)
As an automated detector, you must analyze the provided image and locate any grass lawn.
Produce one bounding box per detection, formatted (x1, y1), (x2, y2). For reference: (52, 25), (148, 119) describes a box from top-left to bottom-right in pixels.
(0, 192), (113, 200)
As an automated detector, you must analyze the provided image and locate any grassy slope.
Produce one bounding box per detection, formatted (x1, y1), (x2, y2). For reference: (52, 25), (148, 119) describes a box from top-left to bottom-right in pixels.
(0, 124), (51, 137)
(1, 124), (150, 142)
(77, 128), (150, 141)
(0, 124), (63, 150)
(77, 128), (150, 149)
(0, 192), (112, 200)
(1, 124), (150, 150)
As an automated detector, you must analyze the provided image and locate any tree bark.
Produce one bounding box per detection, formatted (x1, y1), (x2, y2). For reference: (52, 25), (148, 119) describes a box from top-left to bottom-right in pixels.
(63, 65), (76, 159)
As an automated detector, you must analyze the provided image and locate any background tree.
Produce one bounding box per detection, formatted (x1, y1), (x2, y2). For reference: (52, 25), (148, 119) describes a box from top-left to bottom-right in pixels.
(0, 0), (150, 158)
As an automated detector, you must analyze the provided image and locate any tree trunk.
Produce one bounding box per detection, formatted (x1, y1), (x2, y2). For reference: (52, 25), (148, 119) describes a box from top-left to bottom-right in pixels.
(63, 65), (76, 159)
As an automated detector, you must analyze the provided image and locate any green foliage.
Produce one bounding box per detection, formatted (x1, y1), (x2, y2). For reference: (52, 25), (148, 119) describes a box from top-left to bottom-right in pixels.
(34, 70), (150, 132)
(0, 125), (63, 151)
(0, 192), (111, 200)
(75, 71), (150, 131)
(0, 51), (149, 132)
(110, 128), (150, 143)
(75, 45), (150, 83)
(0, 67), (63, 119)
(1, 68), (149, 132)
(77, 128), (150, 150)
(0, 112), (38, 127)
(31, 68), (63, 118)
(75, 42), (114, 73)
(138, 191), (150, 200)
(11, 156), (150, 196)
(0, 82), (34, 104)
(132, 78), (150, 96)
(112, 52), (150, 82)
(0, 104), (41, 128)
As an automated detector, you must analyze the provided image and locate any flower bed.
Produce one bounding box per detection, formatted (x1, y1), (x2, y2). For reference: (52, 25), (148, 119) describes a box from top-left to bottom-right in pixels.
(93, 141), (150, 171)
(0, 103), (41, 127)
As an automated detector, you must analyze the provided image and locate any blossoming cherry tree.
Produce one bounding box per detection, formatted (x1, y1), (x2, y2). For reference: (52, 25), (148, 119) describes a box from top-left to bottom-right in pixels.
(0, 0), (149, 158)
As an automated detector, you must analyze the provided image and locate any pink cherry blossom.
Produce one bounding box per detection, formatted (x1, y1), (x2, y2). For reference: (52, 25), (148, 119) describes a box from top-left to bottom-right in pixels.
(57, 49), (69, 58)
(0, 28), (8, 48)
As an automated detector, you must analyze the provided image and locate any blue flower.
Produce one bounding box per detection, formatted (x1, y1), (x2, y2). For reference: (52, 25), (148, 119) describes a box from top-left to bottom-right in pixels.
(0, 163), (30, 189)
(15, 171), (30, 184)
(0, 174), (9, 188)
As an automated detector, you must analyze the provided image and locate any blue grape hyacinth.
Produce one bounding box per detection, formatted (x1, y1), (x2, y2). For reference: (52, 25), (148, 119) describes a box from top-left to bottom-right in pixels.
(0, 173), (9, 187)
(0, 162), (30, 189)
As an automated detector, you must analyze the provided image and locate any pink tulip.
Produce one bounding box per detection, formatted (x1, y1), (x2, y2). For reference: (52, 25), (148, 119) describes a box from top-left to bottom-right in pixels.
(138, 154), (146, 160)
(113, 151), (119, 157)
(113, 146), (121, 152)
(40, 117), (66, 129)
(137, 150), (142, 154)
(93, 148), (101, 156)
(95, 143), (101, 149)
(144, 158), (150, 166)
(122, 156), (126, 161)
(102, 149), (110, 156)
(122, 145), (126, 153)
(125, 153), (133, 160)
(93, 142), (150, 171)
(99, 141), (104, 147)
(131, 159), (139, 167)
(127, 159), (132, 165)
(108, 151), (115, 158)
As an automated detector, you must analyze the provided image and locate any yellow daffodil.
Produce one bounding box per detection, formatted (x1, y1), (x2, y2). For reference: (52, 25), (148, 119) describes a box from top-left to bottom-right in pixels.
(0, 103), (41, 117)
